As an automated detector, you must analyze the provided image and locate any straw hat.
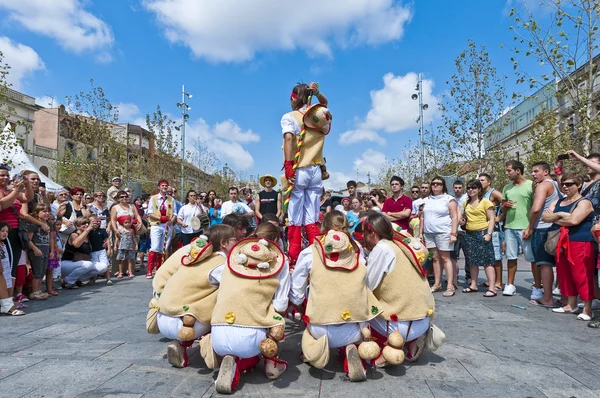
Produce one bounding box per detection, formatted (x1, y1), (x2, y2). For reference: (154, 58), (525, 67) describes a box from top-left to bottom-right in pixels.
(228, 237), (284, 279)
(181, 235), (213, 266)
(259, 174), (277, 188)
(392, 224), (413, 239)
(303, 104), (332, 135)
(393, 236), (428, 276)
(314, 230), (359, 271)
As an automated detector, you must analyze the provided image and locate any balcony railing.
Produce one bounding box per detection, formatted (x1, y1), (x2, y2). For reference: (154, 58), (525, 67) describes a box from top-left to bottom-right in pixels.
(34, 145), (57, 160)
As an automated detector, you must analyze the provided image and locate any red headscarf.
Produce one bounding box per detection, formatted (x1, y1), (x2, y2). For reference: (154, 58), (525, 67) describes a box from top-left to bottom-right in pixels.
(116, 215), (132, 226)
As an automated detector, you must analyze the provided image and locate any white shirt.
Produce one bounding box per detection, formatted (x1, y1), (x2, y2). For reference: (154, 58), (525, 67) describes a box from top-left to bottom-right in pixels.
(422, 194), (456, 234)
(412, 198), (425, 215)
(290, 242), (367, 306)
(365, 239), (397, 291)
(177, 203), (203, 234)
(210, 253), (291, 313)
(221, 200), (252, 219)
(280, 105), (307, 136)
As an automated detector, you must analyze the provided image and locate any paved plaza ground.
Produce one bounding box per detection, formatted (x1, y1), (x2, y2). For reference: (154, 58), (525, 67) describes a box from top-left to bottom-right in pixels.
(1, 258), (600, 398)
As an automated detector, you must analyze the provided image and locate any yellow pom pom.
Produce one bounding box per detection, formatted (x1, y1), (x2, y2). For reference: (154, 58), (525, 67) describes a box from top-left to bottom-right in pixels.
(225, 312), (235, 324)
(427, 308), (434, 316)
(341, 310), (352, 321)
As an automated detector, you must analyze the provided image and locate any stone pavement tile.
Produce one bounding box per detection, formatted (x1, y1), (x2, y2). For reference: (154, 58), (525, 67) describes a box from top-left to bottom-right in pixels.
(0, 358), (131, 398)
(88, 363), (214, 398)
(553, 362), (600, 390)
(18, 322), (87, 338)
(319, 375), (435, 397)
(440, 343), (586, 389)
(0, 356), (45, 380)
(0, 333), (34, 354)
(537, 387), (600, 398)
(14, 341), (124, 360)
(380, 358), (477, 383)
(426, 380), (546, 398)
(95, 341), (171, 364)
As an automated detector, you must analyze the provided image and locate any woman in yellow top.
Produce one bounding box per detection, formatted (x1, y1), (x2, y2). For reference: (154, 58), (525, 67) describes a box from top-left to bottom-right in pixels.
(460, 180), (496, 297)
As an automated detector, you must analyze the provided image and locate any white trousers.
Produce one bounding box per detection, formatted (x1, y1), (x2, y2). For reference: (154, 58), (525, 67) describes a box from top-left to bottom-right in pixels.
(288, 165), (322, 226)
(61, 260), (106, 284)
(156, 313), (210, 341)
(370, 316), (430, 341)
(211, 325), (267, 359)
(90, 250), (109, 274)
(150, 224), (174, 253)
(308, 322), (366, 348)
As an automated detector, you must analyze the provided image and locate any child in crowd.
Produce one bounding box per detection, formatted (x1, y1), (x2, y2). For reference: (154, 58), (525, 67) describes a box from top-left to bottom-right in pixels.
(47, 217), (63, 296)
(0, 222), (14, 293)
(114, 215), (137, 279)
(13, 251), (29, 303)
(27, 204), (51, 300)
(89, 215), (112, 286)
(347, 198), (361, 233)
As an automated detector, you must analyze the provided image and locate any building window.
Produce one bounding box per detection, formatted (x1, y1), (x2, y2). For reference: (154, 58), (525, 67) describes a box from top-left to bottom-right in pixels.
(39, 166), (49, 177)
(65, 141), (76, 157)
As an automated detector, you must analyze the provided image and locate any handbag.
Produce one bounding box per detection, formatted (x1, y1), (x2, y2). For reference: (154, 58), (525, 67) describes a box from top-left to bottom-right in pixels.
(59, 202), (77, 235)
(544, 198), (582, 256)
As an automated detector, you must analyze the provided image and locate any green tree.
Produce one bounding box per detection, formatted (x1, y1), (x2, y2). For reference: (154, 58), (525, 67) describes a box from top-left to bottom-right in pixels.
(509, 0), (600, 153)
(56, 79), (126, 192)
(375, 141), (421, 187)
(144, 105), (181, 192)
(438, 40), (513, 174)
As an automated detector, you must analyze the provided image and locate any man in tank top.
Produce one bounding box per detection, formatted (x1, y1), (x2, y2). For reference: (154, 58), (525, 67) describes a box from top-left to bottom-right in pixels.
(526, 162), (561, 307)
(256, 174), (281, 223)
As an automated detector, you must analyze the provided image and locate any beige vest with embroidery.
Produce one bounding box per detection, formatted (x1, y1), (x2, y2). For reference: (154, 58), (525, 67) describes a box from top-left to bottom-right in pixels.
(286, 110), (325, 168)
(149, 194), (174, 226)
(211, 266), (284, 328)
(373, 240), (435, 321)
(306, 244), (381, 325)
(157, 253), (222, 323)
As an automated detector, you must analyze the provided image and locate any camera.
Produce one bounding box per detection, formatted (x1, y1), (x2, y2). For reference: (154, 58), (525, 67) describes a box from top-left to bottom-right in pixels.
(13, 173), (24, 183)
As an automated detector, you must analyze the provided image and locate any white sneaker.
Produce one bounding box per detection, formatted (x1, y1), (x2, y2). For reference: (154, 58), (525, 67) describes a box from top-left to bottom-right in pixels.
(530, 287), (543, 301)
(503, 284), (516, 296)
(552, 287), (561, 296)
(578, 299), (600, 310)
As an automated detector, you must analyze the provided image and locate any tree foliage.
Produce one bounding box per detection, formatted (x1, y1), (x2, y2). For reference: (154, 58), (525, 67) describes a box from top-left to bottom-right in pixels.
(438, 40), (512, 173)
(509, 0), (600, 153)
(56, 79), (129, 191)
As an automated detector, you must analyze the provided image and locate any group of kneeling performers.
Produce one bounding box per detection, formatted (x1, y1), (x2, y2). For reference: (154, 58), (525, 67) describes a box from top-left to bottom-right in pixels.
(146, 211), (445, 394)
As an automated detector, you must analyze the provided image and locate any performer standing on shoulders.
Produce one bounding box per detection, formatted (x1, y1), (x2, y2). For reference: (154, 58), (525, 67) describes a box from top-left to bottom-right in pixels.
(282, 82), (330, 265)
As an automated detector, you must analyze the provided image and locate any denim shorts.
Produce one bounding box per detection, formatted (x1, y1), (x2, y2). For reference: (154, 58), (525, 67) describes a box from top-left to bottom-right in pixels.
(531, 228), (555, 266)
(504, 228), (535, 262)
(491, 231), (503, 261)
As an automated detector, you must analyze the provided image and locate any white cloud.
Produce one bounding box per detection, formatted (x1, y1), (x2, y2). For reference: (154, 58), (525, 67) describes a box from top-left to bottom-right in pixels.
(143, 0), (412, 62)
(323, 171), (355, 191)
(214, 120), (259, 144)
(0, 0), (114, 61)
(116, 103), (141, 121)
(353, 148), (387, 177)
(133, 113), (258, 171)
(0, 37), (45, 90)
(34, 95), (56, 107)
(339, 72), (440, 146)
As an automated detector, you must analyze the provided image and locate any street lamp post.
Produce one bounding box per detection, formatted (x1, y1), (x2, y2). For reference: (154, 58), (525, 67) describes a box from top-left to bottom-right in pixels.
(411, 73), (429, 181)
(176, 85), (192, 202)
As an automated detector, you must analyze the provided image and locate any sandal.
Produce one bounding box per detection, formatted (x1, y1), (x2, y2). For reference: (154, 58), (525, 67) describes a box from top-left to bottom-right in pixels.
(430, 285), (443, 293)
(1, 307), (25, 316)
(462, 287), (479, 293)
(483, 290), (497, 297)
(47, 290), (59, 296)
(587, 320), (600, 328)
(116, 273), (124, 280)
(63, 282), (79, 289)
(443, 288), (456, 297)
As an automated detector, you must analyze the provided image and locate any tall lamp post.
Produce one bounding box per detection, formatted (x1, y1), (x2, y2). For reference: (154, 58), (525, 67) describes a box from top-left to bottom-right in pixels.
(176, 85), (192, 202)
(411, 73), (429, 181)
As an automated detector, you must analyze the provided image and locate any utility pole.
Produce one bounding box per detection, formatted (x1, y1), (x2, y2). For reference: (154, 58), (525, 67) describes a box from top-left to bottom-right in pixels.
(176, 85), (192, 202)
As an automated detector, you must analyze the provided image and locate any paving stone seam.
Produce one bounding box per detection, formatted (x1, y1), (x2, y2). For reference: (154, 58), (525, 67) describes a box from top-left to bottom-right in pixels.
(550, 365), (596, 391)
(0, 357), (48, 383)
(456, 358), (481, 383)
(87, 362), (135, 395)
(91, 341), (127, 361)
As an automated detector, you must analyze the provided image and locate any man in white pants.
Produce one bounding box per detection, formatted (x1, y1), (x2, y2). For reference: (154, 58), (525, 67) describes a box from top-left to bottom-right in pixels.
(282, 82), (330, 264)
(145, 179), (176, 278)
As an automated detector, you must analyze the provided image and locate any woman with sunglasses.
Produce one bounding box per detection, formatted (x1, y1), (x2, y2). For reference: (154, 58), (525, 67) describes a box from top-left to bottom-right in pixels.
(110, 191), (143, 239)
(419, 177), (459, 297)
(542, 173), (596, 321)
(60, 217), (97, 289)
(460, 180), (497, 297)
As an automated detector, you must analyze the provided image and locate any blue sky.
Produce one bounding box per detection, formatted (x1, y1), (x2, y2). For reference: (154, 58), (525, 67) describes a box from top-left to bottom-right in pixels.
(0, 0), (534, 189)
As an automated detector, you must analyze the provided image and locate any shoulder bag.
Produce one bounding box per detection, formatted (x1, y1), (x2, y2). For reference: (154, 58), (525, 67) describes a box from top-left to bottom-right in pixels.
(544, 198), (582, 256)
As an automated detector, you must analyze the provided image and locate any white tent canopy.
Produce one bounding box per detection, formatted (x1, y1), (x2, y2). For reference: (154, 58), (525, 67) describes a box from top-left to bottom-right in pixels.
(1, 123), (64, 192)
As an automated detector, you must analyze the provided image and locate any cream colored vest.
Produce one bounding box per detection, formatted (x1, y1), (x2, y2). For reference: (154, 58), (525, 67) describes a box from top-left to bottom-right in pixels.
(306, 244), (381, 325)
(373, 240), (435, 321)
(157, 253), (222, 323)
(211, 265), (284, 328)
(286, 110), (325, 168)
(149, 194), (174, 226)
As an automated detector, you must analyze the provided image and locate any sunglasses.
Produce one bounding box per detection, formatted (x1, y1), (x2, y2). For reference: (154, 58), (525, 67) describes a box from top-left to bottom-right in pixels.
(431, 182), (443, 186)
(466, 186), (479, 190)
(411, 190), (419, 194)
(561, 182), (576, 187)
(119, 196), (127, 199)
